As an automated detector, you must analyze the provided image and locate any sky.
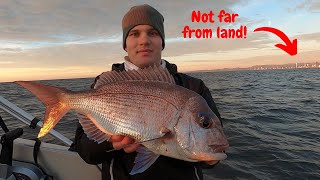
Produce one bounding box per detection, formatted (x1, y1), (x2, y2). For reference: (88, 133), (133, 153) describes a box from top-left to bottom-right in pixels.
(0, 0), (320, 82)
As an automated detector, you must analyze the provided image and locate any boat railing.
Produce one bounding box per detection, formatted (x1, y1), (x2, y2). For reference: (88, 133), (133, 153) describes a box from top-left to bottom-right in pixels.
(0, 96), (73, 146)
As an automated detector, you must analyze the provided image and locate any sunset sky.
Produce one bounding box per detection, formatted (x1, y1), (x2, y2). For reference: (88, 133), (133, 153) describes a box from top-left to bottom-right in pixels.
(0, 0), (320, 82)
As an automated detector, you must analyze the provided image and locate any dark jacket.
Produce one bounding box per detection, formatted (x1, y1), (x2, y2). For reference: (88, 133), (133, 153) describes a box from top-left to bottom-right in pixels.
(73, 61), (222, 180)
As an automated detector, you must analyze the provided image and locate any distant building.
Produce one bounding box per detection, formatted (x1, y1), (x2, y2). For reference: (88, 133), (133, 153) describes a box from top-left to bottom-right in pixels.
(250, 62), (319, 71)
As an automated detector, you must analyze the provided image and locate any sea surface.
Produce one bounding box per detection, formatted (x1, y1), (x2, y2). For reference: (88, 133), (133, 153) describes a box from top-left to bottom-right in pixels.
(0, 68), (319, 180)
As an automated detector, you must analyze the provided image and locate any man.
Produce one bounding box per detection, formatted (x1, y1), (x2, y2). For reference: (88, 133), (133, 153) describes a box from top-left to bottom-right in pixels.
(73, 4), (223, 180)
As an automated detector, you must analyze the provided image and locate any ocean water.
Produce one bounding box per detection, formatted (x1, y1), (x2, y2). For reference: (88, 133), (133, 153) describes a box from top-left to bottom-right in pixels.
(0, 68), (319, 179)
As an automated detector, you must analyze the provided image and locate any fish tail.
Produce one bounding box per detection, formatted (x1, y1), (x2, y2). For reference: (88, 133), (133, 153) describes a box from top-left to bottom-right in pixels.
(15, 81), (71, 138)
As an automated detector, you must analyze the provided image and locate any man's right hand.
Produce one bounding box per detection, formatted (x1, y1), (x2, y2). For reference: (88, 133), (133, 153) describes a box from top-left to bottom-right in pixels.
(109, 135), (141, 153)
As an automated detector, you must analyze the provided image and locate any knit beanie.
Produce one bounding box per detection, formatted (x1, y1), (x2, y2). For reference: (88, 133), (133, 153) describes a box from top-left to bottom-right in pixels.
(122, 4), (165, 50)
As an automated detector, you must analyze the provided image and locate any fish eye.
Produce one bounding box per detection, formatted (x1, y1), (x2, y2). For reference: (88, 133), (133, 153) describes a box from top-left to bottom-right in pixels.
(198, 113), (212, 129)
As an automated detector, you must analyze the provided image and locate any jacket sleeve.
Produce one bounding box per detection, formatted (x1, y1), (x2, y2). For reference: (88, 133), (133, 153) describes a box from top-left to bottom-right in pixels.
(72, 75), (116, 164)
(73, 122), (115, 164)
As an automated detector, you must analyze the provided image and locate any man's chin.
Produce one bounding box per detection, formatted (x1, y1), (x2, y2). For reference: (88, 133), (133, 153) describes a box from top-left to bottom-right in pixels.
(137, 58), (161, 68)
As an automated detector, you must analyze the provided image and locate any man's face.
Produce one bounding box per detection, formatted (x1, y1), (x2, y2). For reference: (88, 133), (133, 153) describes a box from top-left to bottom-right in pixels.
(125, 25), (162, 68)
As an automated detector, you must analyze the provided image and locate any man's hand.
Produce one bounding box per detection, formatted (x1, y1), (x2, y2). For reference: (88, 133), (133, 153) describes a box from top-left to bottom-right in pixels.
(109, 135), (140, 153)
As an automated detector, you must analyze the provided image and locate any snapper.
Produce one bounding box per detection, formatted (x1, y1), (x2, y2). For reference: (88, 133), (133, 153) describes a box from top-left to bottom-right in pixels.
(15, 66), (229, 174)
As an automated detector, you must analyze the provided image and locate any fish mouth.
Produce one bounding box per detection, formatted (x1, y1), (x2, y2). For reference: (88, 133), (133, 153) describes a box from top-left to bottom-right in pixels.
(209, 144), (229, 153)
(204, 160), (220, 165)
(199, 152), (227, 161)
(188, 144), (229, 162)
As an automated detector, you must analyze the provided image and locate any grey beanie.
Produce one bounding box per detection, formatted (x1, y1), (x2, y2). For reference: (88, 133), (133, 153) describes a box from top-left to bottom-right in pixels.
(122, 4), (165, 50)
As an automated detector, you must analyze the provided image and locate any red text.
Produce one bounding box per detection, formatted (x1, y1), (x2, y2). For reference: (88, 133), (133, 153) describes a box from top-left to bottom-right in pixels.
(191, 10), (215, 23)
(182, 26), (213, 38)
(218, 10), (238, 23)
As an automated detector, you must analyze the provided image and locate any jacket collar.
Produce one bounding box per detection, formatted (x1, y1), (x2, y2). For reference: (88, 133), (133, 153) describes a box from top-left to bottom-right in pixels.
(112, 60), (178, 74)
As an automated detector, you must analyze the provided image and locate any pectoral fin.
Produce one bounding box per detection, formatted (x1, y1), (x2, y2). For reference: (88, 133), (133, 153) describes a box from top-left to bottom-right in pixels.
(77, 113), (111, 143)
(130, 146), (160, 175)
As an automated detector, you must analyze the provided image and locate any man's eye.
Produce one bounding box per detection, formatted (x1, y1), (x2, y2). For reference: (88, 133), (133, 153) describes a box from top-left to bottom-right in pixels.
(149, 31), (159, 36)
(129, 32), (138, 37)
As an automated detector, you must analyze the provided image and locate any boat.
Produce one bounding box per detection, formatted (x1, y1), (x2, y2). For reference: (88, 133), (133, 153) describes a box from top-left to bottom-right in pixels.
(0, 96), (101, 180)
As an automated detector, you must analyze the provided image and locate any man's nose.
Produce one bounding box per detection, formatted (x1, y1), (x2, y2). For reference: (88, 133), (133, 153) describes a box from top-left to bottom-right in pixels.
(139, 33), (151, 46)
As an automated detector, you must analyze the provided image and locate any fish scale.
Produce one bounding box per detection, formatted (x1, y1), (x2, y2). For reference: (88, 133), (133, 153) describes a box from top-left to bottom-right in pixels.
(68, 82), (181, 141)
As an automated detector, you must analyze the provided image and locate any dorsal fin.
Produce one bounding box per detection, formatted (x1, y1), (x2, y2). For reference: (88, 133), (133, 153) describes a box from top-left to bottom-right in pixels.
(94, 65), (175, 89)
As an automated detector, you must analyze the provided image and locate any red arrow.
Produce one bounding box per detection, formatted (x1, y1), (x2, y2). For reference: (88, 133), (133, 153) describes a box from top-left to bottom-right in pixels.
(254, 27), (297, 56)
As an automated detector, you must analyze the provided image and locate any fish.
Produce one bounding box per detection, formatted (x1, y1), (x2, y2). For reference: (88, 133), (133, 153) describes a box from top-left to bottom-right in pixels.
(15, 65), (229, 174)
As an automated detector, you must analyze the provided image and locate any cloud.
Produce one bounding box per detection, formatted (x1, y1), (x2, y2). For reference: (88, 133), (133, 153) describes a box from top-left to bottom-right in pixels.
(0, 41), (126, 69)
(226, 49), (320, 67)
(0, 66), (100, 82)
(0, 0), (271, 59)
(288, 0), (320, 13)
(0, 0), (121, 41)
(0, 0), (311, 53)
(0, 61), (14, 64)
(296, 32), (320, 41)
(310, 1), (320, 12)
(1, 30), (318, 71)
(0, 0), (245, 42)
(0, 47), (22, 52)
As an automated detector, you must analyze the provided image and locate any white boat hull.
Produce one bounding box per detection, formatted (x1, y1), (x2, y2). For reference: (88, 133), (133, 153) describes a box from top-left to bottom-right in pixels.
(1, 138), (101, 180)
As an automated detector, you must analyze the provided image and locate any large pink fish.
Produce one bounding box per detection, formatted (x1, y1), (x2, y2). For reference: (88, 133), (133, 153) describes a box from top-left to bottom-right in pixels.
(16, 66), (229, 174)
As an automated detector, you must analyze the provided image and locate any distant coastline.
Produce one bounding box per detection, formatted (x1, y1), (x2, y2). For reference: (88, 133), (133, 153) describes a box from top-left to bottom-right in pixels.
(249, 62), (320, 71)
(190, 62), (320, 73)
